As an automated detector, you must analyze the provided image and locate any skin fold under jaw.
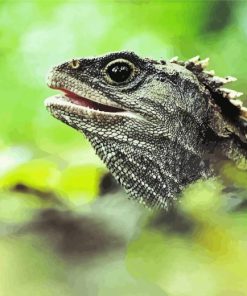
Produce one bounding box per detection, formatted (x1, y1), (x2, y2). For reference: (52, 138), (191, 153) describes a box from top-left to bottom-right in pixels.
(45, 51), (247, 209)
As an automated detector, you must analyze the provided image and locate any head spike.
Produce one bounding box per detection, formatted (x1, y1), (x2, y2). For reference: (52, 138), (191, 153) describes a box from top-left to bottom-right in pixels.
(225, 76), (237, 82)
(204, 70), (215, 76)
(219, 88), (243, 99)
(229, 99), (243, 108)
(198, 58), (209, 69)
(240, 107), (247, 119)
(210, 75), (237, 86)
(170, 56), (179, 63)
(168, 55), (245, 124)
(189, 55), (200, 63)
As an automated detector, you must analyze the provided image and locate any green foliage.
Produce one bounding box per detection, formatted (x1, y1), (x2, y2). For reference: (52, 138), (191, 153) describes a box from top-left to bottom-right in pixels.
(1, 0), (247, 295)
(127, 179), (247, 296)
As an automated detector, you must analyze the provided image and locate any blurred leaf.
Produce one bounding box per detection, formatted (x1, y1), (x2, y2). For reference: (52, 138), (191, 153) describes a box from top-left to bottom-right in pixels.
(0, 159), (60, 192)
(179, 179), (224, 220)
(58, 165), (104, 201)
(0, 236), (70, 296)
(221, 162), (247, 191)
(1, 1), (247, 295)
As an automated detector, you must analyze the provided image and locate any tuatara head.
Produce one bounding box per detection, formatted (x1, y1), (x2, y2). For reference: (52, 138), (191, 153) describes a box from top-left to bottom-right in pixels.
(45, 51), (247, 209)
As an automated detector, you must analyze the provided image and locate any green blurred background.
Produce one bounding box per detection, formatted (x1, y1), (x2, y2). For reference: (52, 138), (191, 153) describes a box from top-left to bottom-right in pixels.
(1, 1), (247, 295)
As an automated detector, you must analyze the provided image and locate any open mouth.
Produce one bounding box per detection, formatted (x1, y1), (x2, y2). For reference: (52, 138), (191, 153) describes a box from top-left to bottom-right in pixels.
(61, 88), (125, 113)
(47, 84), (126, 114)
(45, 76), (146, 121)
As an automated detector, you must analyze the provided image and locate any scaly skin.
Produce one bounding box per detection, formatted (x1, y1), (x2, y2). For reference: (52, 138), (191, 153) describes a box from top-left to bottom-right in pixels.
(45, 51), (247, 209)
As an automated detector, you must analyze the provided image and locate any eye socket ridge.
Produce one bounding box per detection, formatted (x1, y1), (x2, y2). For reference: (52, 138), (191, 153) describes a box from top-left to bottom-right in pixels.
(104, 58), (137, 85)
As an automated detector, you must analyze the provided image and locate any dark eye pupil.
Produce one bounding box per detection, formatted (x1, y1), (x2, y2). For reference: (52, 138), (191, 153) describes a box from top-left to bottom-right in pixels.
(107, 62), (132, 83)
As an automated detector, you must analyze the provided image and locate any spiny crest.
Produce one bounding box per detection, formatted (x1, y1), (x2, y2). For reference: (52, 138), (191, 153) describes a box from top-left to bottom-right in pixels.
(168, 55), (247, 122)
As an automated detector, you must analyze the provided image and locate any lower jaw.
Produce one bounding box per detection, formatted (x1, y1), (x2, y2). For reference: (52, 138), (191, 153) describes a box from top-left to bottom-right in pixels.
(49, 86), (126, 113)
(45, 94), (147, 123)
(45, 94), (129, 118)
(62, 92), (125, 113)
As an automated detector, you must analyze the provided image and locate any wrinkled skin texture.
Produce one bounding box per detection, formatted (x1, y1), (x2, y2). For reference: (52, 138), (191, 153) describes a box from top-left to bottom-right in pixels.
(45, 51), (247, 209)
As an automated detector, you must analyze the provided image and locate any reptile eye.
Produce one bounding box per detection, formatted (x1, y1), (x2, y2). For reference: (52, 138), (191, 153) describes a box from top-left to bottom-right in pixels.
(69, 59), (80, 69)
(105, 59), (135, 84)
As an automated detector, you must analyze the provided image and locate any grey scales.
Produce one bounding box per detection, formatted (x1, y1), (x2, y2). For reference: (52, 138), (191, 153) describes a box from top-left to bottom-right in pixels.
(45, 51), (247, 209)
